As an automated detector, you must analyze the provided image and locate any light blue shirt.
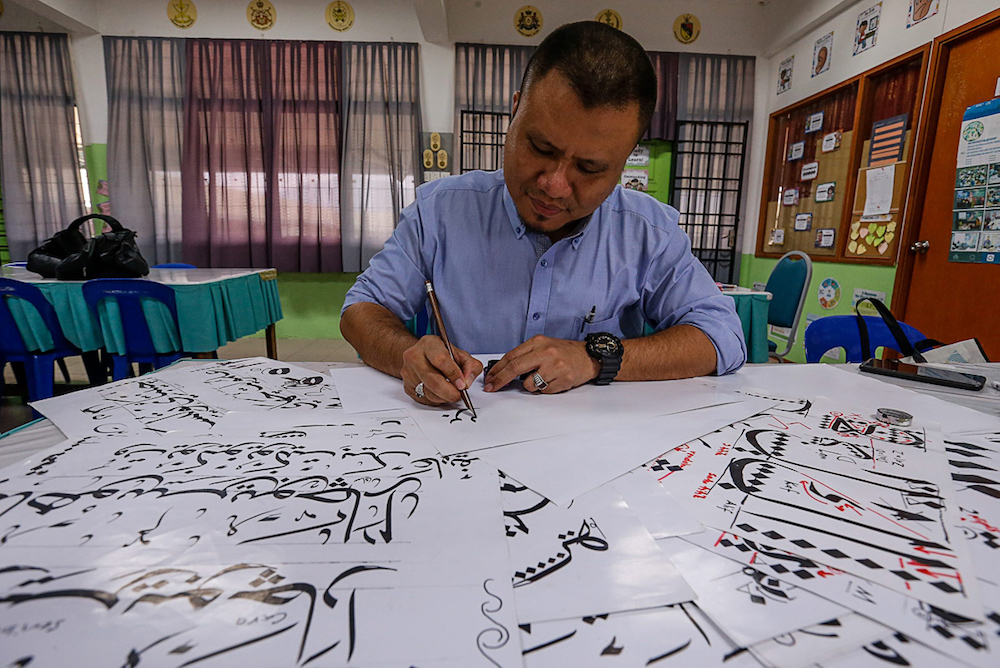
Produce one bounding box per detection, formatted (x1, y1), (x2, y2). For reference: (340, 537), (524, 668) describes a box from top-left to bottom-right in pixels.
(343, 170), (746, 375)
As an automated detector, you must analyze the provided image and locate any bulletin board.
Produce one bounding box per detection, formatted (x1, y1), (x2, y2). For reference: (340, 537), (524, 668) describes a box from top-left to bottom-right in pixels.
(756, 46), (930, 265)
(759, 83), (858, 258)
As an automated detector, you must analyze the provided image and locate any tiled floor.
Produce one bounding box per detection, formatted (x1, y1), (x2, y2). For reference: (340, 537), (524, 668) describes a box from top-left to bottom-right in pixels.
(0, 338), (361, 434)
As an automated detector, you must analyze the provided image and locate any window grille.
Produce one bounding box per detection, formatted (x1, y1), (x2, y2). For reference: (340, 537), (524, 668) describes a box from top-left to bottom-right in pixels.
(459, 110), (510, 173)
(671, 121), (748, 283)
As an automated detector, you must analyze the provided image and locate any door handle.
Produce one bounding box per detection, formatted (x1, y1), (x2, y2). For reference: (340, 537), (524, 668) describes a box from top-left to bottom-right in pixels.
(909, 240), (929, 253)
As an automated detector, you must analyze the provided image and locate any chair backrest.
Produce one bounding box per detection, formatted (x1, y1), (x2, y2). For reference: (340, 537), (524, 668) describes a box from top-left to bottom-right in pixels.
(765, 251), (812, 329)
(0, 277), (73, 355)
(804, 315), (930, 363)
(81, 279), (181, 358)
(152, 263), (197, 269)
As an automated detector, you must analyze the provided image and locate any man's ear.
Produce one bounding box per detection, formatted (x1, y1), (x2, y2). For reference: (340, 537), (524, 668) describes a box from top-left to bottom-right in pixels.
(511, 90), (521, 118)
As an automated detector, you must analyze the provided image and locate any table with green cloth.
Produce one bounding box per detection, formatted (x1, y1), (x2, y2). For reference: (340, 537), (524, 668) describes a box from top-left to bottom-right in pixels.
(722, 287), (772, 364)
(1, 266), (283, 359)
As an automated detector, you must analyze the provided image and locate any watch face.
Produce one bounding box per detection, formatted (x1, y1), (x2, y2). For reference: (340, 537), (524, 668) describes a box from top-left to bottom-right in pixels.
(588, 332), (623, 357)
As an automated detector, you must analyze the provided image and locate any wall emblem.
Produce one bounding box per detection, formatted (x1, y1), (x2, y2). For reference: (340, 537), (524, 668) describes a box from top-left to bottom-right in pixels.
(673, 14), (700, 44)
(515, 6), (543, 37)
(247, 0), (276, 31)
(326, 1), (354, 32)
(167, 0), (197, 29)
(595, 9), (622, 30)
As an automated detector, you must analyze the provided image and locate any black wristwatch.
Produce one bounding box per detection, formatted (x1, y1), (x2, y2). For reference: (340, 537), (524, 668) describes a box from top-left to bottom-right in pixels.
(585, 332), (623, 385)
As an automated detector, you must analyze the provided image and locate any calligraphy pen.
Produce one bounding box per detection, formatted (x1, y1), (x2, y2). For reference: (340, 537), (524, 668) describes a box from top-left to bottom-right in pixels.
(425, 280), (477, 418)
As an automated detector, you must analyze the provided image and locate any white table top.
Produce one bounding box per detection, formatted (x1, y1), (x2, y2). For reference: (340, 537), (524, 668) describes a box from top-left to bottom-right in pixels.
(1, 265), (272, 285)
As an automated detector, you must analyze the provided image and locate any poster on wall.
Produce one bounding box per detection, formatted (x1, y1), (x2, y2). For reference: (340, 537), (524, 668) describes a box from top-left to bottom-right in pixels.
(854, 3), (881, 55)
(907, 0), (939, 28)
(812, 32), (833, 77)
(777, 56), (794, 94)
(951, 97), (1000, 264)
(788, 140), (805, 160)
(620, 169), (648, 191)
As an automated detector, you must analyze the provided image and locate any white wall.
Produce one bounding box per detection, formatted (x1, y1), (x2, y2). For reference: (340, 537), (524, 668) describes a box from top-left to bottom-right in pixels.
(445, 0), (769, 54)
(741, 0), (1000, 256)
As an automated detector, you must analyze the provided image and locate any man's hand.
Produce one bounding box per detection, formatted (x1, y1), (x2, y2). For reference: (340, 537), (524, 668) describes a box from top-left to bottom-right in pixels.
(401, 336), (483, 406)
(484, 335), (599, 394)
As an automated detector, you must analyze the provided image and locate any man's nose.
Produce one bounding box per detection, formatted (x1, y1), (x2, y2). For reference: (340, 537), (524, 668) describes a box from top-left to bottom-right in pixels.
(537, 160), (572, 200)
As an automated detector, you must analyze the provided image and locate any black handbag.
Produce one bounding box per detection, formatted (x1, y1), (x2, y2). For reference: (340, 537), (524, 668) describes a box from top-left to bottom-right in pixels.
(26, 215), (91, 278)
(27, 214), (150, 280)
(56, 215), (150, 280)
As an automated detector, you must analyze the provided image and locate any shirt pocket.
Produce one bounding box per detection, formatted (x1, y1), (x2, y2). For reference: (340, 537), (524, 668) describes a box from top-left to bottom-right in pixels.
(581, 314), (624, 338)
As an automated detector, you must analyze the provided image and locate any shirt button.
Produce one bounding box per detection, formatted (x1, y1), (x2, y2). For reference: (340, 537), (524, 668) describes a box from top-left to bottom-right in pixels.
(516, 227), (523, 234)
(532, 312), (540, 321)
(540, 259), (548, 267)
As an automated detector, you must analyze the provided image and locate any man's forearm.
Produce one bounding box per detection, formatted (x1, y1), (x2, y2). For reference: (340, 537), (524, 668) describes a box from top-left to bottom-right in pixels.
(617, 324), (718, 381)
(340, 302), (419, 379)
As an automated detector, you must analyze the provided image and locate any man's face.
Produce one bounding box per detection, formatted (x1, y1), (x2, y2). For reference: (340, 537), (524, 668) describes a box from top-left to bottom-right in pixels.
(503, 72), (642, 240)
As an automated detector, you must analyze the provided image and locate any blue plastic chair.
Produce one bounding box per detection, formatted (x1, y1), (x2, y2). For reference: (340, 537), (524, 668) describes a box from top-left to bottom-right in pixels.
(152, 263), (197, 269)
(0, 278), (103, 401)
(81, 279), (187, 381)
(765, 251), (812, 362)
(804, 315), (932, 363)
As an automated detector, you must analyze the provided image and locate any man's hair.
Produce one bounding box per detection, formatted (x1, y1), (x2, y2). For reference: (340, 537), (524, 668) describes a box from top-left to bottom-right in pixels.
(520, 21), (657, 139)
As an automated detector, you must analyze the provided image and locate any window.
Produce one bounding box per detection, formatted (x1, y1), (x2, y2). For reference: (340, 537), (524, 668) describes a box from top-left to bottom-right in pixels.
(459, 111), (509, 173)
(672, 121), (749, 283)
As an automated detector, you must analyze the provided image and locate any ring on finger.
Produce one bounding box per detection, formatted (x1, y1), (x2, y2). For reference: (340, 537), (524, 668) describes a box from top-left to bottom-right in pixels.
(414, 382), (426, 399)
(532, 372), (548, 391)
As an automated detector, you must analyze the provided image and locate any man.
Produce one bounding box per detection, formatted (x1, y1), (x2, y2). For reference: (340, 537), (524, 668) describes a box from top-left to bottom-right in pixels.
(341, 21), (746, 408)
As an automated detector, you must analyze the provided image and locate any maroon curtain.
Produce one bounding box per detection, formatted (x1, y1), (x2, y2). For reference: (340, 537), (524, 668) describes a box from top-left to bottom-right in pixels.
(182, 39), (342, 271)
(644, 51), (679, 141)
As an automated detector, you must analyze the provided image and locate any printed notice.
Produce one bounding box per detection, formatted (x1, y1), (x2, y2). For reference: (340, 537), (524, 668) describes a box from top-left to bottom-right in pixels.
(801, 161), (819, 180)
(863, 165), (895, 216)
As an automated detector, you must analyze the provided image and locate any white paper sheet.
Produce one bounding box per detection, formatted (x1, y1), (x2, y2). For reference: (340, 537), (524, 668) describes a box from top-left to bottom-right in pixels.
(644, 401), (984, 616)
(501, 476), (695, 623)
(330, 362), (744, 457)
(0, 413), (523, 666)
(477, 398), (775, 506)
(610, 470), (705, 539)
(706, 364), (1000, 435)
(658, 537), (848, 646)
(748, 613), (887, 668)
(520, 603), (759, 667)
(863, 165), (895, 216)
(684, 528), (997, 667)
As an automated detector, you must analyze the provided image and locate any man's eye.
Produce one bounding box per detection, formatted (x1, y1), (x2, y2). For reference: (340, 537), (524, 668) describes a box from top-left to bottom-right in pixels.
(578, 164), (601, 175)
(531, 142), (553, 155)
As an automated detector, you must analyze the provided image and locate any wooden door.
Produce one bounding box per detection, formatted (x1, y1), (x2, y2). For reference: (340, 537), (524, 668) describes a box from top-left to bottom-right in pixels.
(894, 10), (1000, 360)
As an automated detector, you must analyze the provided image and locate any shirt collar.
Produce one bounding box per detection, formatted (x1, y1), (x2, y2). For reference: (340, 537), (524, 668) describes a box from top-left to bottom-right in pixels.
(502, 181), (596, 247)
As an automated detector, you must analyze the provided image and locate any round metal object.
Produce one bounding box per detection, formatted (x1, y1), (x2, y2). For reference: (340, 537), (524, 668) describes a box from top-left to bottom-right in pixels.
(876, 407), (913, 426)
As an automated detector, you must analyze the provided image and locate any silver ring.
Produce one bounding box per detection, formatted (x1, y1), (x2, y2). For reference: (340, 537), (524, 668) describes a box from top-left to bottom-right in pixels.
(532, 372), (548, 390)
(414, 382), (425, 399)
(876, 407), (912, 426)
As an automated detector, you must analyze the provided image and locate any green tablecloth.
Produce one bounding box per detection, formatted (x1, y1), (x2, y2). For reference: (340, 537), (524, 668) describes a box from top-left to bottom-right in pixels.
(727, 292), (771, 364)
(2, 267), (282, 355)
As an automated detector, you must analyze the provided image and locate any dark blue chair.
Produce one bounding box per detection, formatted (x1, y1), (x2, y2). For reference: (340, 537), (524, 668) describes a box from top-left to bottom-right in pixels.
(152, 263), (197, 269)
(804, 315), (932, 363)
(765, 251), (812, 361)
(0, 278), (104, 401)
(81, 279), (187, 381)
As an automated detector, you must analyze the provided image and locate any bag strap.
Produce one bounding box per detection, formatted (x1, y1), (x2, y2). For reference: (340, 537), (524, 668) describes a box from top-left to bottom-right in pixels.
(855, 297), (937, 363)
(67, 214), (124, 235)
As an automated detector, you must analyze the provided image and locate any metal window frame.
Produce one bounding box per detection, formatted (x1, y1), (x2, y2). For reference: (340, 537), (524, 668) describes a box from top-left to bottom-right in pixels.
(459, 110), (510, 173)
(671, 120), (749, 283)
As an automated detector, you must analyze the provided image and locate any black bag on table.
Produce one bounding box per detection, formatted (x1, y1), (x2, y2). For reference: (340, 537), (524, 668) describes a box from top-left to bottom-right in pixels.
(26, 215), (90, 278)
(27, 214), (150, 280)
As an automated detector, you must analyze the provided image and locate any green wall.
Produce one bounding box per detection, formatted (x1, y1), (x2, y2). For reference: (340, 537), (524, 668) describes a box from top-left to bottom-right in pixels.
(84, 143), (108, 212)
(264, 273), (358, 340)
(739, 253), (898, 363)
